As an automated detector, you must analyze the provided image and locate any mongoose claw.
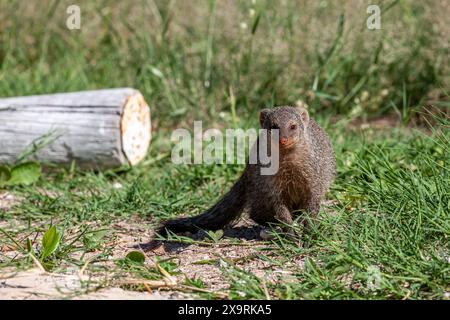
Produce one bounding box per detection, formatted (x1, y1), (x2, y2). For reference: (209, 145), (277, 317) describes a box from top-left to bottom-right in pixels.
(259, 227), (279, 240)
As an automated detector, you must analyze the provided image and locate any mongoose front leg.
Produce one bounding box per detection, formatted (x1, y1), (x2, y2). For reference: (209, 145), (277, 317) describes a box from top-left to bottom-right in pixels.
(302, 197), (321, 237)
(274, 204), (301, 240)
(306, 198), (320, 215)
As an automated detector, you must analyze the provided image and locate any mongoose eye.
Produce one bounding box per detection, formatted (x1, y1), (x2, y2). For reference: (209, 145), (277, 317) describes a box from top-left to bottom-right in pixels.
(290, 124), (297, 130)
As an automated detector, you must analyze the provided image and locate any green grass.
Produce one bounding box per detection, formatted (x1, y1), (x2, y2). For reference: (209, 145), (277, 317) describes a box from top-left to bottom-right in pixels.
(0, 0), (449, 299)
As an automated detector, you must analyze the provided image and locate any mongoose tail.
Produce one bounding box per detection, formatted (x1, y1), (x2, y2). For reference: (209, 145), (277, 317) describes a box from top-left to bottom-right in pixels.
(157, 176), (247, 235)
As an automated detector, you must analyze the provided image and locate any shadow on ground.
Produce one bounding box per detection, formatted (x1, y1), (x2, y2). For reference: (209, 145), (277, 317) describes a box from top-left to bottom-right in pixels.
(138, 223), (265, 253)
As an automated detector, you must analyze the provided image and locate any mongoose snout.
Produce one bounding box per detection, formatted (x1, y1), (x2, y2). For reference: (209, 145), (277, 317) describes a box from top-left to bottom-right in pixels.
(262, 107), (309, 150)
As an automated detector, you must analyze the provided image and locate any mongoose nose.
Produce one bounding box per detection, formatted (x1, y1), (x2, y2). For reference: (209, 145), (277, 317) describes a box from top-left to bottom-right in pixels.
(280, 137), (288, 145)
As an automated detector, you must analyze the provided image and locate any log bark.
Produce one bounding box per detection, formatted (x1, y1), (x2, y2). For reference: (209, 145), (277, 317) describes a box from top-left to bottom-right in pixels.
(0, 88), (151, 169)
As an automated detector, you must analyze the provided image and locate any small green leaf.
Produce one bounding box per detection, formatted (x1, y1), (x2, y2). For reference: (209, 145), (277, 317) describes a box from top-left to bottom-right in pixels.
(157, 258), (178, 274)
(0, 166), (11, 186)
(8, 162), (41, 186)
(184, 276), (205, 288)
(41, 226), (61, 260)
(206, 229), (224, 243)
(125, 251), (146, 264)
(83, 229), (108, 250)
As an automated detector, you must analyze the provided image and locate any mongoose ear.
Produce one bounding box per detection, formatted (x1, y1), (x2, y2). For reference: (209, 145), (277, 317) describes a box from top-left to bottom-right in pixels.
(297, 107), (310, 125)
(259, 108), (271, 127)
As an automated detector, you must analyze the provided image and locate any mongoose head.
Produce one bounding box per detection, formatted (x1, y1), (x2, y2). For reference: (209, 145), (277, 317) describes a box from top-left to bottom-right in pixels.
(259, 106), (310, 149)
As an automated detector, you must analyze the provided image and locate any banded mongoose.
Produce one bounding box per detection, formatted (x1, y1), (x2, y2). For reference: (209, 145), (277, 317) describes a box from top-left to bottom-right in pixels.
(158, 106), (336, 237)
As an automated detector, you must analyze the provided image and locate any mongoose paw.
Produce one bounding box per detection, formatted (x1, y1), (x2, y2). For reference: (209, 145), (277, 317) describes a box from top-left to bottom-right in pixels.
(259, 227), (304, 247)
(259, 227), (281, 240)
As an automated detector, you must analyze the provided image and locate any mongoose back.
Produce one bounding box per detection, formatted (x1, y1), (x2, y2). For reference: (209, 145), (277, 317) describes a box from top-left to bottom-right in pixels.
(158, 106), (336, 235)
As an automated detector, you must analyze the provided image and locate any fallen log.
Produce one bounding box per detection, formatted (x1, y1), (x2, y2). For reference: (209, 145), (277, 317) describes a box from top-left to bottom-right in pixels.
(0, 88), (151, 169)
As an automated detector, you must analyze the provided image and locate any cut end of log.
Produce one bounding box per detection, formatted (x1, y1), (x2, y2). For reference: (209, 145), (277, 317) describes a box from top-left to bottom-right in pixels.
(121, 92), (151, 166)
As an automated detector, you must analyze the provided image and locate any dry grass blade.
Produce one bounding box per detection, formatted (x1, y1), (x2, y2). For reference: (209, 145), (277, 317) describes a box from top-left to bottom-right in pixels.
(29, 253), (46, 273)
(116, 278), (177, 288)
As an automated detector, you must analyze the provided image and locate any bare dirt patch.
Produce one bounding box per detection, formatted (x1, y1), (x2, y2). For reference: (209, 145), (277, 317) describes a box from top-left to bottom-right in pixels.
(107, 217), (299, 292)
(0, 268), (185, 300)
(138, 219), (304, 293)
(0, 192), (21, 212)
(0, 217), (302, 299)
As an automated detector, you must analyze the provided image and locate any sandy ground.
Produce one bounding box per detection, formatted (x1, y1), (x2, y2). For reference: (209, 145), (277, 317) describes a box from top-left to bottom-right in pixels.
(0, 268), (179, 300)
(0, 192), (308, 300)
(114, 218), (301, 296)
(0, 222), (286, 299)
(0, 192), (21, 212)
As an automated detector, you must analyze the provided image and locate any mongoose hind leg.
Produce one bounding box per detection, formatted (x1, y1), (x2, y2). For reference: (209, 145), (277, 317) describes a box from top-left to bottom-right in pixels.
(249, 208), (276, 226)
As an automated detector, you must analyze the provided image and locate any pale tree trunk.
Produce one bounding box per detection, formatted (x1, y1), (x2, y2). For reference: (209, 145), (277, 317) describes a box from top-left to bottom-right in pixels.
(0, 88), (151, 169)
